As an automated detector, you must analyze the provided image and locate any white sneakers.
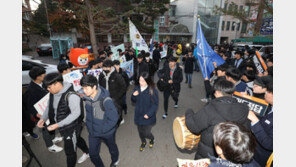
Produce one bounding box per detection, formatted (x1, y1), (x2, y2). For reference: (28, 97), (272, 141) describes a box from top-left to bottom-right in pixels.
(200, 98), (209, 103)
(120, 119), (125, 125)
(52, 136), (63, 144)
(48, 144), (63, 153)
(77, 153), (90, 164)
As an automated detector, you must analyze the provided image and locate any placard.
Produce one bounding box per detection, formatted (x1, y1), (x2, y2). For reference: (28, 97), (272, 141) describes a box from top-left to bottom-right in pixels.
(63, 70), (83, 91)
(87, 68), (103, 80)
(233, 91), (269, 117)
(253, 51), (268, 74)
(33, 93), (50, 125)
(177, 158), (210, 167)
(120, 60), (134, 79)
(111, 44), (125, 61)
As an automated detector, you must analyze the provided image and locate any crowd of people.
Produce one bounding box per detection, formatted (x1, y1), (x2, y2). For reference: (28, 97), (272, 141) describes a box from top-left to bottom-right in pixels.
(22, 41), (273, 167)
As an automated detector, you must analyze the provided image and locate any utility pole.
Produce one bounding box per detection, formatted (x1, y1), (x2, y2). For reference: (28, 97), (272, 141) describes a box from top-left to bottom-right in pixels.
(191, 0), (198, 43)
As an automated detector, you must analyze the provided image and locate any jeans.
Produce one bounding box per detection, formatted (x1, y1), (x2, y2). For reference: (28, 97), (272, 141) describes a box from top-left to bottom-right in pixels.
(194, 59), (200, 72)
(185, 73), (193, 85)
(89, 133), (119, 167)
(137, 125), (154, 143)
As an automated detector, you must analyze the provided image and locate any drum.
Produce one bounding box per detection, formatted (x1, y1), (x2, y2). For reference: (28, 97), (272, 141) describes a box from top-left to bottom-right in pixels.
(173, 116), (201, 150)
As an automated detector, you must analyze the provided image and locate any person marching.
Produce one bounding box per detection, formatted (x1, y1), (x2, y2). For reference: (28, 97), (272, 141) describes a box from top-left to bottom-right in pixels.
(80, 75), (120, 167)
(131, 72), (159, 151)
(158, 56), (183, 119)
(182, 50), (195, 88)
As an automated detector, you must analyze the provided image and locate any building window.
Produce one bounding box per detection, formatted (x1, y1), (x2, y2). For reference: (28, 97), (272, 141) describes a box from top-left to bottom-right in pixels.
(224, 3), (228, 11)
(160, 16), (165, 26)
(241, 22), (248, 33)
(231, 22), (236, 31)
(234, 4), (238, 12)
(222, 21), (225, 31)
(169, 5), (176, 17)
(237, 22), (241, 31)
(228, 4), (233, 12)
(226, 21), (230, 31)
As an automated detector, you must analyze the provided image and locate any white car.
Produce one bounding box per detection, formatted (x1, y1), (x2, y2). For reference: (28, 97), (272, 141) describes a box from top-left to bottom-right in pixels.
(22, 55), (57, 86)
(258, 45), (273, 57)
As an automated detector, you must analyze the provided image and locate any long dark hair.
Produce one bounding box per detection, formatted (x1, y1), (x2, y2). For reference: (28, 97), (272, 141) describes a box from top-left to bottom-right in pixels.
(139, 72), (155, 95)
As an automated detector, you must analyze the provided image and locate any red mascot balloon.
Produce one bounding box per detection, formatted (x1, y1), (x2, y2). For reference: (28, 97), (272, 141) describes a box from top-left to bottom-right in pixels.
(69, 48), (89, 67)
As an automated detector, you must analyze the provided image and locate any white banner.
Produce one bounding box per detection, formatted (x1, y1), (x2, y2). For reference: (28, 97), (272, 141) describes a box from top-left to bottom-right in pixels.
(111, 44), (125, 61)
(63, 70), (83, 91)
(87, 68), (103, 80)
(129, 20), (149, 52)
(177, 158), (210, 167)
(34, 93), (50, 125)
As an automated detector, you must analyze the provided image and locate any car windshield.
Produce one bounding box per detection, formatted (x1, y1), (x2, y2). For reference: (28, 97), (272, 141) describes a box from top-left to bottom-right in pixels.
(40, 44), (52, 47)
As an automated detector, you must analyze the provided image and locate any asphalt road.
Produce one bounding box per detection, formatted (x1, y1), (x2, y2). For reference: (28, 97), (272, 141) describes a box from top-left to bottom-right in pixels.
(22, 53), (208, 167)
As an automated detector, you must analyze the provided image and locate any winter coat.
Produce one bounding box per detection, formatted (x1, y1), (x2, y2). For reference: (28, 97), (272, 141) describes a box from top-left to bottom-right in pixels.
(157, 63), (183, 93)
(232, 58), (247, 74)
(114, 68), (130, 91)
(146, 59), (158, 77)
(23, 81), (48, 120)
(235, 80), (248, 92)
(131, 86), (159, 126)
(208, 155), (260, 167)
(182, 55), (195, 73)
(185, 96), (250, 159)
(134, 61), (149, 84)
(83, 86), (119, 137)
(99, 69), (126, 105)
(152, 49), (161, 63)
(252, 108), (273, 167)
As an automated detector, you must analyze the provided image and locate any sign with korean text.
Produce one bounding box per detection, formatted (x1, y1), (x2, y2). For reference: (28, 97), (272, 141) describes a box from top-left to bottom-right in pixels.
(253, 51), (268, 73)
(233, 91), (269, 117)
(120, 60), (134, 79)
(87, 68), (103, 80)
(177, 158), (210, 167)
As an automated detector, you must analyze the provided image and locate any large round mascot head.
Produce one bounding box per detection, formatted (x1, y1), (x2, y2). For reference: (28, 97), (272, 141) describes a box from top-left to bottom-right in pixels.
(69, 48), (89, 67)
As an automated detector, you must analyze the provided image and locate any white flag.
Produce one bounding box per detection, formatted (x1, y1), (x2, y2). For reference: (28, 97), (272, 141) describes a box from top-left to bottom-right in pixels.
(129, 20), (149, 52)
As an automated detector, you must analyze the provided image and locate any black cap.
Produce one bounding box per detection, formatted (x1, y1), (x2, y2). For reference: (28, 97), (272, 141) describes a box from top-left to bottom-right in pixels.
(137, 54), (144, 59)
(168, 56), (178, 62)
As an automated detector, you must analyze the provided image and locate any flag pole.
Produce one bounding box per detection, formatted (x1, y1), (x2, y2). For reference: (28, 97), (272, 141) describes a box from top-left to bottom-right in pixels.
(197, 15), (208, 78)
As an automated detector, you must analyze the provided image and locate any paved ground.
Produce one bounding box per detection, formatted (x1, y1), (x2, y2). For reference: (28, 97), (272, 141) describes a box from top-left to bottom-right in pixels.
(22, 53), (208, 167)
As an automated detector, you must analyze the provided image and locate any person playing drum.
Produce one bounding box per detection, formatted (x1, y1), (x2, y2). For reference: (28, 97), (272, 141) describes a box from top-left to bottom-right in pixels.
(131, 72), (159, 152)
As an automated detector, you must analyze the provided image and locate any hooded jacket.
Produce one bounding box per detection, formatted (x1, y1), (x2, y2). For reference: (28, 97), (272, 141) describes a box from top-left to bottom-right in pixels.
(82, 86), (119, 137)
(185, 96), (250, 159)
(157, 63), (183, 92)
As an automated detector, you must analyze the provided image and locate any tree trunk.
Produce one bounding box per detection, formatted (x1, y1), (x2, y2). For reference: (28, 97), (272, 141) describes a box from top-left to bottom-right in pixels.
(85, 0), (99, 57)
(254, 0), (264, 35)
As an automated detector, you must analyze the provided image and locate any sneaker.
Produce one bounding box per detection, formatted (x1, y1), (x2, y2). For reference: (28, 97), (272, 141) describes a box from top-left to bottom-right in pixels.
(120, 118), (125, 125)
(200, 98), (209, 103)
(52, 136), (63, 144)
(110, 159), (120, 167)
(24, 132), (30, 137)
(162, 114), (167, 119)
(48, 144), (63, 153)
(185, 80), (188, 83)
(149, 139), (154, 148)
(77, 153), (89, 164)
(139, 142), (146, 152)
(22, 155), (28, 164)
(174, 104), (178, 108)
(31, 133), (39, 140)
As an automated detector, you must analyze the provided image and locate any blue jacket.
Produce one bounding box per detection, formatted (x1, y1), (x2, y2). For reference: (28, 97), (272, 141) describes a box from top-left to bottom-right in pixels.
(251, 108), (273, 166)
(208, 155), (260, 167)
(82, 86), (119, 137)
(131, 86), (159, 126)
(235, 81), (248, 92)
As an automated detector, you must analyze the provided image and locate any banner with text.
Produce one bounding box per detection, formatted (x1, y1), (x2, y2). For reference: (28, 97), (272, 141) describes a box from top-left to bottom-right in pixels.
(111, 44), (125, 61)
(177, 158), (210, 167)
(253, 51), (268, 73)
(87, 68), (103, 80)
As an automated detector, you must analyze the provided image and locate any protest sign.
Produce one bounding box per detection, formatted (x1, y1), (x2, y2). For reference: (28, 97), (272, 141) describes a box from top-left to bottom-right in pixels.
(34, 93), (50, 125)
(120, 60), (134, 79)
(233, 91), (269, 117)
(129, 20), (149, 52)
(87, 68), (103, 80)
(253, 51), (268, 74)
(111, 44), (125, 61)
(63, 70), (83, 91)
(177, 158), (210, 167)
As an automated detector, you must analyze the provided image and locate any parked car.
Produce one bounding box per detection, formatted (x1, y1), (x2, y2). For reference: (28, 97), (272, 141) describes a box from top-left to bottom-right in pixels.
(22, 56), (57, 86)
(36, 43), (52, 57)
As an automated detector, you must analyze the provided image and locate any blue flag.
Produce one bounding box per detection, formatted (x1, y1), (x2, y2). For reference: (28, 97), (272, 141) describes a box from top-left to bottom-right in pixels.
(194, 18), (225, 79)
(149, 38), (154, 52)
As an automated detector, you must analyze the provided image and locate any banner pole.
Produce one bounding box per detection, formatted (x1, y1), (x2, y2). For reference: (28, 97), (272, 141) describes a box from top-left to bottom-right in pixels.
(198, 16), (208, 78)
